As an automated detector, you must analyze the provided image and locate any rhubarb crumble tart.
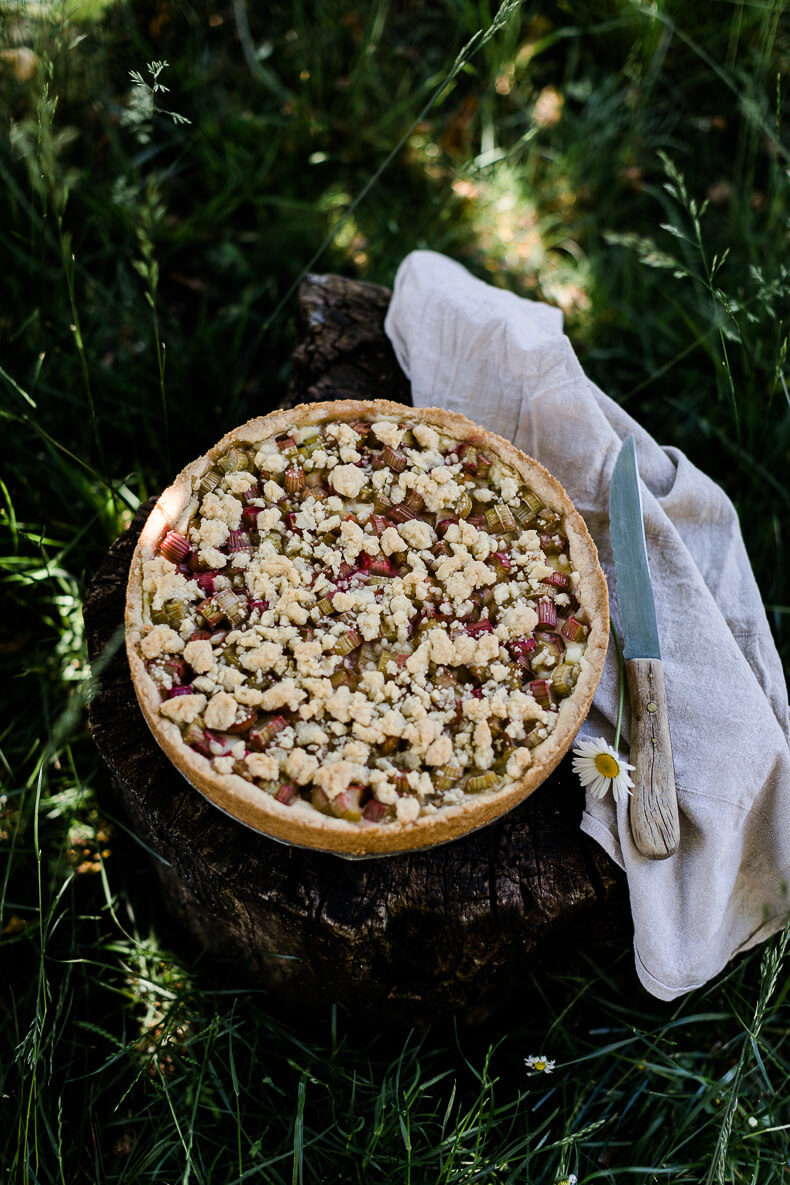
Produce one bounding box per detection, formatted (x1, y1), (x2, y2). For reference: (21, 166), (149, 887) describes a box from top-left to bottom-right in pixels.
(126, 400), (608, 855)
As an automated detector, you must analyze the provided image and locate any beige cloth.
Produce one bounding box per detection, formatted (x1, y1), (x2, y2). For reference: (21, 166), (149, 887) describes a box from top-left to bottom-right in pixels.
(384, 250), (790, 1001)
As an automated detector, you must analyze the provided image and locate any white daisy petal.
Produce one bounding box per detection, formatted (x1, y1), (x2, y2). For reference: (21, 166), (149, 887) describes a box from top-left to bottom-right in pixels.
(571, 736), (634, 804)
(524, 1053), (556, 1074)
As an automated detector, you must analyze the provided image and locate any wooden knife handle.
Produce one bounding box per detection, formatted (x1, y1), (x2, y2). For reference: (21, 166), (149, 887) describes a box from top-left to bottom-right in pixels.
(626, 658), (680, 860)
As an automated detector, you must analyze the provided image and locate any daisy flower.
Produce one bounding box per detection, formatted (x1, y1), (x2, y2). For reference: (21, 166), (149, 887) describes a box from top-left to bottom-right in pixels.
(572, 737), (634, 803)
(524, 1054), (555, 1074)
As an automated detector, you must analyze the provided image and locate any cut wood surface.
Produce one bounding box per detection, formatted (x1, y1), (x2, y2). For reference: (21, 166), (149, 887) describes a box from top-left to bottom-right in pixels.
(85, 273), (627, 1024)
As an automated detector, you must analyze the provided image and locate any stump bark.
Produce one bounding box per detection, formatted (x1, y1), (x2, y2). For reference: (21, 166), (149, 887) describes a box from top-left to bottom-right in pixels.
(85, 273), (627, 1025)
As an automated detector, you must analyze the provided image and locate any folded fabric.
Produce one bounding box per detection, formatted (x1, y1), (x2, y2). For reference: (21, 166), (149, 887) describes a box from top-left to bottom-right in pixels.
(384, 249), (790, 1000)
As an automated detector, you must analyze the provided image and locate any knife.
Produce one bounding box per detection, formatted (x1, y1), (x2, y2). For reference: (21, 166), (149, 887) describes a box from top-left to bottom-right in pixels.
(609, 435), (680, 860)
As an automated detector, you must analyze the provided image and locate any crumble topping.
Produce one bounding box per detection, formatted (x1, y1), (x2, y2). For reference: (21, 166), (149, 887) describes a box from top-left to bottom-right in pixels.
(137, 413), (592, 825)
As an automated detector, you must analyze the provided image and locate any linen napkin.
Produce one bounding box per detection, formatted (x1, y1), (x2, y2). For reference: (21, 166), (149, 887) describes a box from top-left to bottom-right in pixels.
(384, 249), (790, 1001)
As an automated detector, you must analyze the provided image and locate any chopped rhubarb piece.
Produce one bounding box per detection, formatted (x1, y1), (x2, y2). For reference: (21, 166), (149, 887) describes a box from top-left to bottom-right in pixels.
(467, 515), (486, 529)
(275, 784), (298, 805)
(492, 551), (512, 570)
(162, 656), (189, 683)
(167, 684), (194, 698)
(356, 642), (377, 669)
(464, 619), (495, 637)
(391, 503), (416, 523)
(184, 723), (213, 757)
(436, 515), (458, 537)
(551, 663), (577, 697)
(535, 630), (564, 658)
(405, 490), (424, 512)
(310, 786), (332, 813)
(373, 494), (394, 515)
(160, 531), (190, 564)
(195, 570), (219, 595)
(276, 435), (296, 452)
(368, 556), (395, 577)
(284, 466), (305, 494)
(225, 709), (257, 733)
(240, 482), (260, 505)
(382, 444), (407, 473)
(330, 669), (353, 688)
(456, 492), (473, 518)
(315, 595), (335, 615)
(198, 469), (223, 499)
(433, 762), (463, 791)
(334, 629), (362, 656)
(537, 508), (562, 532)
(485, 504), (517, 534)
(432, 541), (451, 557)
(218, 447), (250, 473)
(530, 679), (553, 708)
(197, 596), (225, 629)
(459, 444), (479, 473)
(513, 492), (543, 525)
(561, 617), (586, 642)
(285, 511), (302, 533)
(508, 638), (536, 670)
(299, 435), (324, 457)
(332, 785), (364, 821)
(368, 514), (388, 535)
(538, 599), (557, 628)
(161, 601), (188, 629)
(541, 571), (570, 590)
(540, 533), (565, 555)
(227, 529), (252, 553)
(241, 506), (260, 529)
(248, 715), (289, 750)
(363, 800), (387, 823)
(465, 772), (499, 792)
(246, 598), (268, 615)
(214, 587), (247, 625)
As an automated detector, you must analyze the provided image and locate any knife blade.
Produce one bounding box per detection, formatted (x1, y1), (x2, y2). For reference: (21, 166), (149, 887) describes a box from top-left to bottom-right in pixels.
(610, 436), (680, 860)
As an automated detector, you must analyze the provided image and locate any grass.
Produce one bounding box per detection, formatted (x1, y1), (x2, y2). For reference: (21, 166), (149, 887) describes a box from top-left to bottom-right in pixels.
(1, 0), (789, 1180)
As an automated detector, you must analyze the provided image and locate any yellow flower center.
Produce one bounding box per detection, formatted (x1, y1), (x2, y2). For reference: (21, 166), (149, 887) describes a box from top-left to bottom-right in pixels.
(594, 753), (620, 779)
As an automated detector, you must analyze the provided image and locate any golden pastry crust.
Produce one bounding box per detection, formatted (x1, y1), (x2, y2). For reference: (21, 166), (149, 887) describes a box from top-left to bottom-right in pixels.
(125, 399), (609, 856)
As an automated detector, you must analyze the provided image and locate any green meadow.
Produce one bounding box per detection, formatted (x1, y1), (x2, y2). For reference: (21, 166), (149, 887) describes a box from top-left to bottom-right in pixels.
(1, 2), (788, 1180)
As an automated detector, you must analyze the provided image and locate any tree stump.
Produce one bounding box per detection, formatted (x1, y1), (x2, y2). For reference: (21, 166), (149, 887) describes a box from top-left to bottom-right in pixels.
(85, 273), (627, 1025)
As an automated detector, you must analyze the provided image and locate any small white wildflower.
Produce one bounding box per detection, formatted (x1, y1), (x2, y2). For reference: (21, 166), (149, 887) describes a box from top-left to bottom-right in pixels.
(557, 1176), (578, 1185)
(524, 1053), (555, 1074)
(571, 736), (634, 804)
(747, 1116), (758, 1128)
